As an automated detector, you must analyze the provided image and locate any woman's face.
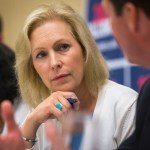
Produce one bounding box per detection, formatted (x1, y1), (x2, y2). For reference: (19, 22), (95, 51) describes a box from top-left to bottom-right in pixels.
(30, 20), (85, 92)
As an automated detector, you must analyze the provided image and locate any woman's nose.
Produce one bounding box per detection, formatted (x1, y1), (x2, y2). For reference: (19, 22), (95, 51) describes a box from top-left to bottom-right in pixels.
(49, 53), (62, 70)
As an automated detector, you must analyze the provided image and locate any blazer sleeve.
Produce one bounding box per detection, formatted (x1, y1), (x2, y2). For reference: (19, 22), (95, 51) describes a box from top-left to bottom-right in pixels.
(113, 91), (137, 147)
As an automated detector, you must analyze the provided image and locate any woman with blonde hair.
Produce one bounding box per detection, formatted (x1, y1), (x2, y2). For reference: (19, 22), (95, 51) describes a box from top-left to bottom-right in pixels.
(15, 1), (137, 150)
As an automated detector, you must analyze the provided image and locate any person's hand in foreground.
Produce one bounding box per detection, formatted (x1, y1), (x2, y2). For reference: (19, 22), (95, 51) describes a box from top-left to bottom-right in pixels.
(0, 100), (25, 150)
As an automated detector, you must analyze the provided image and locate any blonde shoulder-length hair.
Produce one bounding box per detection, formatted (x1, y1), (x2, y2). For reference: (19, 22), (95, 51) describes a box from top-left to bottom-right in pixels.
(15, 1), (109, 108)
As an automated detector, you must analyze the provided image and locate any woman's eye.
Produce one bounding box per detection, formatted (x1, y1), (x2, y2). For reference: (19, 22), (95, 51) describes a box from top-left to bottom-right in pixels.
(36, 51), (47, 58)
(56, 43), (70, 51)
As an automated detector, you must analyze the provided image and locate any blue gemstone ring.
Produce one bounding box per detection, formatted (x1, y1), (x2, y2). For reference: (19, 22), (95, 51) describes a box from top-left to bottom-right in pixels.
(55, 103), (63, 110)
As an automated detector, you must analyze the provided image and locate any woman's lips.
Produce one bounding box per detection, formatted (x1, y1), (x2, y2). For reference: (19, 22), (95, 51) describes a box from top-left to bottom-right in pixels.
(52, 74), (70, 81)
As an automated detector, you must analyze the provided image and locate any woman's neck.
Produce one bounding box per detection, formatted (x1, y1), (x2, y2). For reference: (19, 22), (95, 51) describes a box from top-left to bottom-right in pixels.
(75, 86), (97, 113)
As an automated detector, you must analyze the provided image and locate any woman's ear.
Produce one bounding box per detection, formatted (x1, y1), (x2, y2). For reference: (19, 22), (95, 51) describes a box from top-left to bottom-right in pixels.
(122, 3), (139, 32)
